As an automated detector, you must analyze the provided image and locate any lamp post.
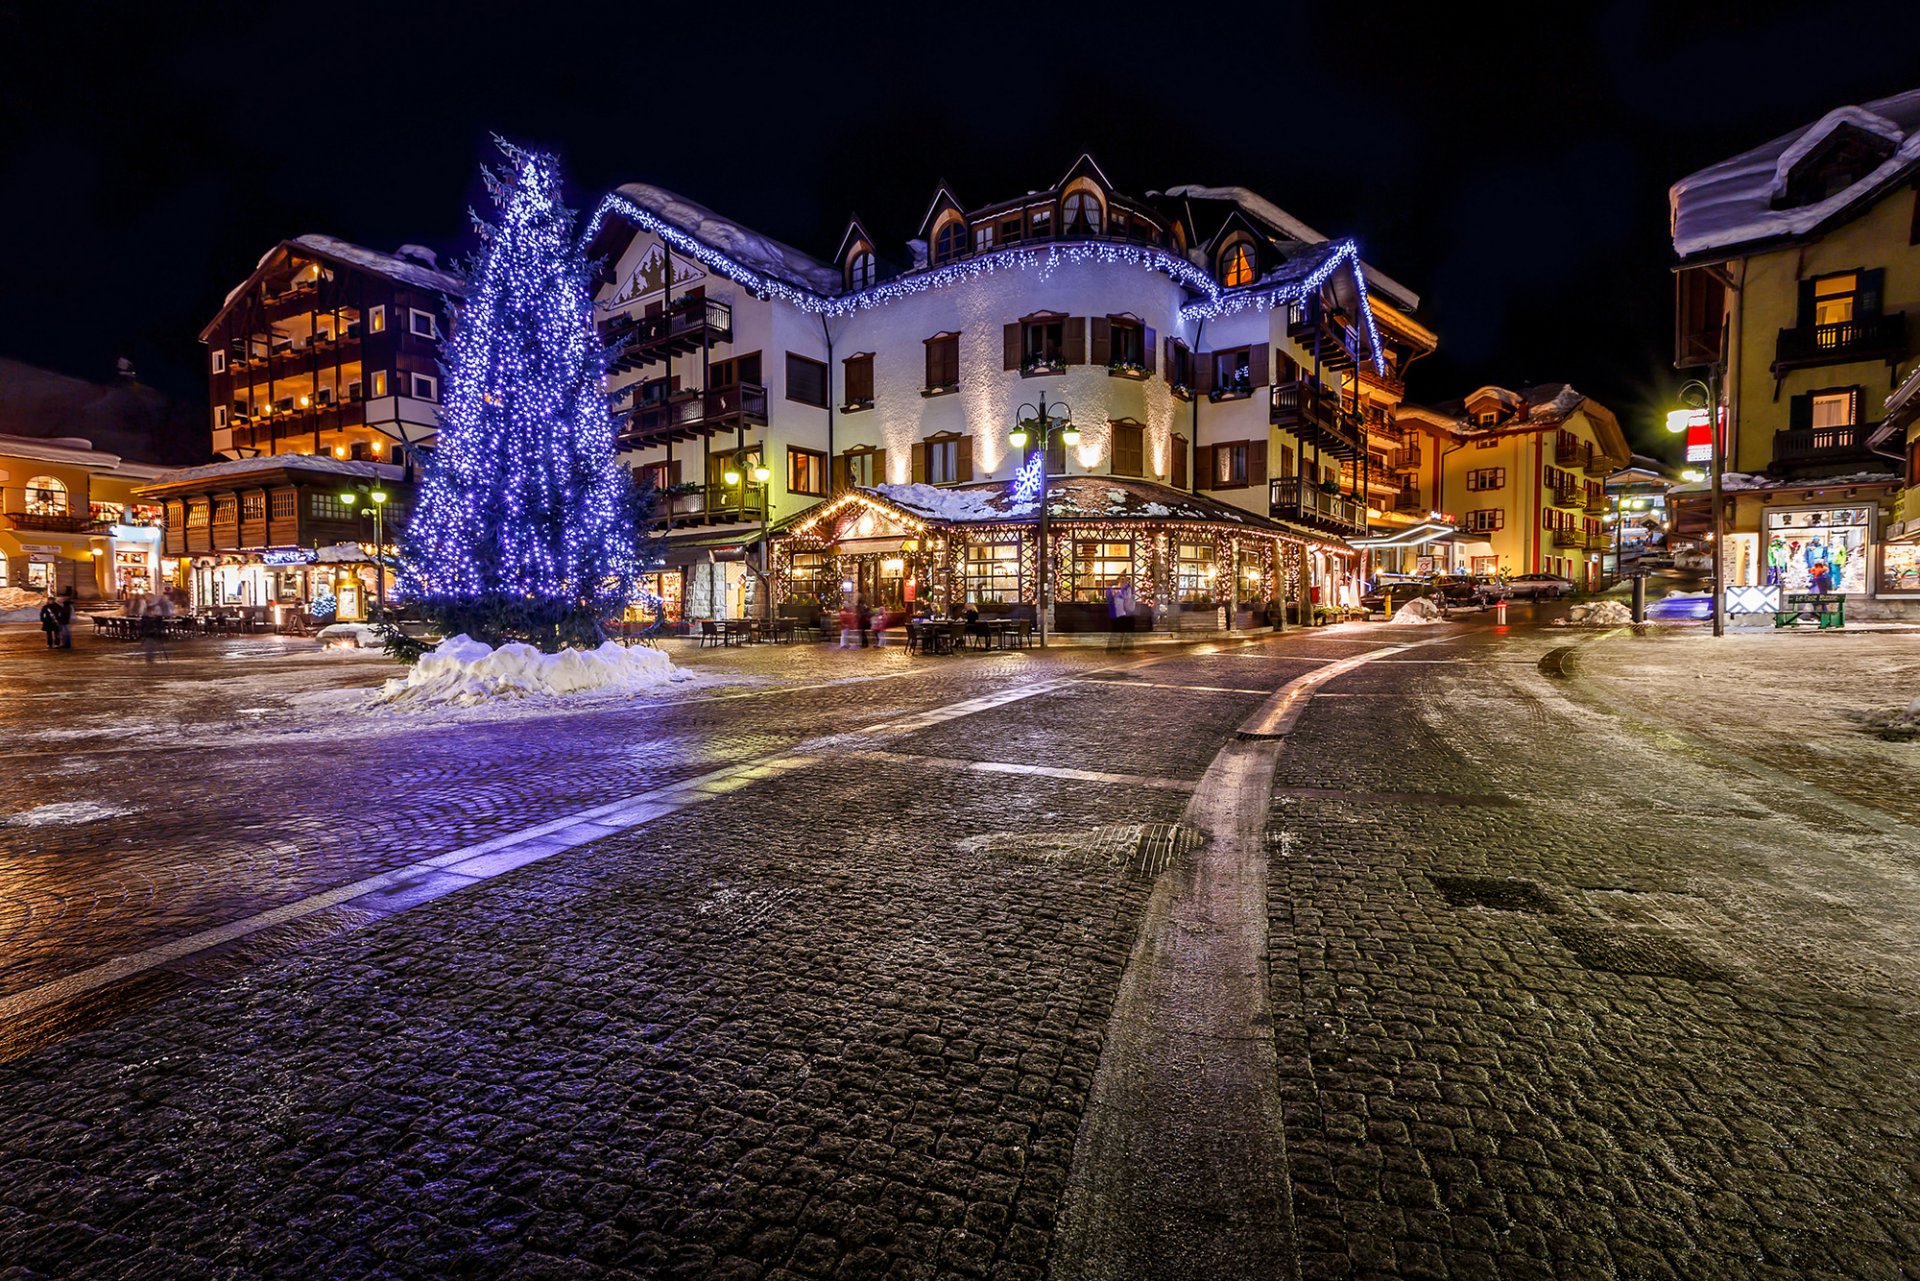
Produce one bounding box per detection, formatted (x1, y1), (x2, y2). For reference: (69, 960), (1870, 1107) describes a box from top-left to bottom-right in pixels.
(1010, 391), (1078, 648)
(723, 447), (773, 620)
(341, 486), (389, 620)
(1669, 377), (1725, 637)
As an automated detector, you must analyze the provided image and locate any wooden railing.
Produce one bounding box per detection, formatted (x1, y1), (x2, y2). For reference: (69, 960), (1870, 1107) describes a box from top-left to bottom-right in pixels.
(1773, 312), (1905, 369)
(1270, 380), (1365, 457)
(1771, 422), (1877, 468)
(624, 383), (770, 442)
(1269, 481), (1369, 534)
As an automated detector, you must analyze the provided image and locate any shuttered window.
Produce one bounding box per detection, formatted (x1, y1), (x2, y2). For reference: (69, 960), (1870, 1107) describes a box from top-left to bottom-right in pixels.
(1111, 421), (1145, 477)
(785, 353), (828, 408)
(843, 353), (874, 408)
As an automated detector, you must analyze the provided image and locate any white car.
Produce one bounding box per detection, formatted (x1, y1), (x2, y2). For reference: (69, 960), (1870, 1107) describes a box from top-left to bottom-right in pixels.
(1505, 573), (1574, 600)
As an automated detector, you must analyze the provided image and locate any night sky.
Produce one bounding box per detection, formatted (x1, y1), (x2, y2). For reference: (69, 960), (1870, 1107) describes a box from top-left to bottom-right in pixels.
(4, 1), (1915, 460)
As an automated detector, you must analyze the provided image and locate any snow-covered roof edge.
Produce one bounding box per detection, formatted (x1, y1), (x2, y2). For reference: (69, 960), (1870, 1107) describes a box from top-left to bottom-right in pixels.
(1158, 184), (1421, 310)
(608, 183), (843, 295)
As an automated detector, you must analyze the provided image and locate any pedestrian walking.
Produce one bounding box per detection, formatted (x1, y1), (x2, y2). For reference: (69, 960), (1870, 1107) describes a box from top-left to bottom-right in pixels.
(856, 594), (873, 648)
(39, 595), (62, 649)
(139, 591), (175, 664)
(55, 589), (75, 649)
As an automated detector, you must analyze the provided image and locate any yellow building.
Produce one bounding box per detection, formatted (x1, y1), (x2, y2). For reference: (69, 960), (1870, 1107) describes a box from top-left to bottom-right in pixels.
(1398, 385), (1629, 589)
(1670, 89), (1920, 618)
(0, 434), (170, 602)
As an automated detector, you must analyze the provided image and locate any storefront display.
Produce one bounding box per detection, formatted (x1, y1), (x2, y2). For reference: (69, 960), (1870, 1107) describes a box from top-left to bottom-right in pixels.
(1880, 542), (1920, 595)
(1764, 507), (1871, 595)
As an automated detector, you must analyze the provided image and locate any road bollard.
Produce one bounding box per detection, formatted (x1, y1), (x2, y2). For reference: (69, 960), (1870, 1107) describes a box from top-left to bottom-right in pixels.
(1494, 600), (1508, 625)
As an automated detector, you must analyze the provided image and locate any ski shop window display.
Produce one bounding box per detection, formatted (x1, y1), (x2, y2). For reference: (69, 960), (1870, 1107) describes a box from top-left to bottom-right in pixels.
(1879, 543), (1920, 595)
(1763, 508), (1871, 595)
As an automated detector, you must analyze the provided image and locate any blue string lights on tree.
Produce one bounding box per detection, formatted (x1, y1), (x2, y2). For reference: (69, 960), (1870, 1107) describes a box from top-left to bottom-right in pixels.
(399, 138), (646, 651)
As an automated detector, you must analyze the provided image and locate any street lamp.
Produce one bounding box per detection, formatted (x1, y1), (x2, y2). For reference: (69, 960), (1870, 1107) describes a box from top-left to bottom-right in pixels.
(342, 486), (390, 620)
(1010, 391), (1078, 648)
(1669, 378), (1725, 637)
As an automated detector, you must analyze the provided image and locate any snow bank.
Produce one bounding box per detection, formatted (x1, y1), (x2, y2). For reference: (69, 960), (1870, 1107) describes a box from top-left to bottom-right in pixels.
(5, 801), (133, 826)
(378, 634), (687, 706)
(317, 623), (381, 648)
(1390, 596), (1445, 625)
(1565, 600), (1634, 627)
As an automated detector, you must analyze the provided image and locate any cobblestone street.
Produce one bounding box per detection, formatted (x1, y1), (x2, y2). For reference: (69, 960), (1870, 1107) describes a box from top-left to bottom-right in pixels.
(1, 619), (1917, 1279)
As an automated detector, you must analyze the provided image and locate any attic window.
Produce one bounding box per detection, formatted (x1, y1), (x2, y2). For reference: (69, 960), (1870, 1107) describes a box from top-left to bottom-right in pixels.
(1219, 240), (1256, 288)
(1476, 410), (1499, 426)
(932, 215), (967, 265)
(1772, 123), (1898, 210)
(846, 248), (876, 291)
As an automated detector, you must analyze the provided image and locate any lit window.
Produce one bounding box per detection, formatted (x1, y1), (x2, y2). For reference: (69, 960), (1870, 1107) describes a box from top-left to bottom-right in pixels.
(369, 370), (388, 397)
(1812, 274), (1857, 327)
(24, 475), (68, 515)
(369, 306), (387, 334)
(1811, 391), (1854, 428)
(1220, 242), (1256, 288)
(210, 348), (226, 374)
(1063, 191), (1103, 236)
(927, 437), (960, 484)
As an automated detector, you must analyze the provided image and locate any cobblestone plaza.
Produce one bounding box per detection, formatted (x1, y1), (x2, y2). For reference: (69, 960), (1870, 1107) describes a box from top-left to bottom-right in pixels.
(1, 620), (1916, 1279)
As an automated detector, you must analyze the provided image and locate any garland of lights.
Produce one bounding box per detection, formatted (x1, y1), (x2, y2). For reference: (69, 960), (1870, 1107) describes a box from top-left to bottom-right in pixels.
(1176, 240), (1389, 376)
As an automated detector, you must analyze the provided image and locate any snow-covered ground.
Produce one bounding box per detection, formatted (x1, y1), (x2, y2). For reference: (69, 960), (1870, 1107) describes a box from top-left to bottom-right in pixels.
(1389, 596), (1445, 625)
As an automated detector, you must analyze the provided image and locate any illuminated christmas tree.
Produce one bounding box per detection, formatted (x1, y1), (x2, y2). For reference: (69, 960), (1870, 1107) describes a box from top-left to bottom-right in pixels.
(399, 140), (644, 650)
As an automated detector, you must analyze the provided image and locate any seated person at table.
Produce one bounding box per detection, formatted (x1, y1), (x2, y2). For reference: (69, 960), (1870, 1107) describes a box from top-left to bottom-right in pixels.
(963, 602), (982, 636)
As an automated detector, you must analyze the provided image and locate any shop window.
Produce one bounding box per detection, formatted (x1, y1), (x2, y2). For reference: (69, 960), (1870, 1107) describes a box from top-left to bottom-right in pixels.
(1175, 541), (1217, 603)
(788, 447), (827, 497)
(961, 541), (1021, 604)
(23, 476), (68, 515)
(786, 552), (836, 607)
(1880, 543), (1920, 595)
(1764, 507), (1872, 594)
(1069, 539), (1134, 602)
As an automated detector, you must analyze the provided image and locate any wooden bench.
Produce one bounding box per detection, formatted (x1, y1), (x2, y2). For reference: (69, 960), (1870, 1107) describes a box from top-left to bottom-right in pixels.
(1774, 593), (1844, 629)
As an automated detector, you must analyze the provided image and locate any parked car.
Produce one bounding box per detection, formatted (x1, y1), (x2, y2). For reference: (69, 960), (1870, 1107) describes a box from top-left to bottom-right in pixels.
(1432, 574), (1504, 608)
(1505, 573), (1575, 601)
(1361, 577), (1440, 615)
(1646, 592), (1713, 621)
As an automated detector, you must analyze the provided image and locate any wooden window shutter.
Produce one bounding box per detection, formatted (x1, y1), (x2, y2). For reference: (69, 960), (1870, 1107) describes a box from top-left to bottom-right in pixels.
(1089, 318), (1111, 367)
(1003, 323), (1022, 370)
(1196, 444), (1215, 489)
(1789, 392), (1812, 430)
(669, 459), (683, 487)
(1172, 436), (1188, 490)
(1279, 443), (1295, 478)
(1064, 317), (1087, 365)
(911, 442), (927, 483)
(1796, 278), (1817, 327)
(1046, 435), (1065, 475)
(873, 447), (888, 484)
(831, 454), (849, 494)
(1248, 440), (1268, 486)
(1194, 354), (1214, 396)
(1248, 344), (1270, 389)
(1143, 327), (1157, 374)
(957, 435), (974, 482)
(1860, 268), (1885, 317)
(1164, 336), (1178, 377)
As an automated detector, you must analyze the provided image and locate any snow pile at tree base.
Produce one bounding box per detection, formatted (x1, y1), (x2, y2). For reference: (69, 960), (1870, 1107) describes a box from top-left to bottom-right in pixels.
(378, 635), (687, 706)
(1390, 596), (1445, 625)
(1564, 600), (1634, 626)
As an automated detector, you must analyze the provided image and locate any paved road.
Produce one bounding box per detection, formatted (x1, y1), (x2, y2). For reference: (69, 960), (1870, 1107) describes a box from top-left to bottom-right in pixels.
(0, 619), (1915, 1278)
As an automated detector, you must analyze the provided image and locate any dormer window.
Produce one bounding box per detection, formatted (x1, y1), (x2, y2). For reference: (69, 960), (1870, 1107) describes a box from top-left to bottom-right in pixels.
(932, 215), (966, 266)
(1219, 239), (1256, 289)
(845, 247), (876, 291)
(1063, 188), (1104, 237)
(1476, 410), (1499, 426)
(1773, 122), (1899, 210)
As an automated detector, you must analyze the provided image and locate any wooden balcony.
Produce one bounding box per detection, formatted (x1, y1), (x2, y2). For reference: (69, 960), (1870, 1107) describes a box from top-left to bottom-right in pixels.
(230, 400), (370, 451)
(1551, 481), (1581, 508)
(620, 383), (769, 448)
(3, 507), (106, 534)
(1555, 437), (1594, 469)
(605, 297), (733, 375)
(1269, 480), (1369, 536)
(1393, 485), (1427, 514)
(1585, 491), (1609, 515)
(665, 483), (768, 526)
(227, 330), (362, 377)
(1395, 434), (1422, 468)
(1284, 298), (1362, 373)
(1270, 380), (1364, 459)
(1771, 422), (1880, 472)
(1772, 312), (1906, 374)
(1552, 529), (1591, 553)
(1357, 364), (1405, 400)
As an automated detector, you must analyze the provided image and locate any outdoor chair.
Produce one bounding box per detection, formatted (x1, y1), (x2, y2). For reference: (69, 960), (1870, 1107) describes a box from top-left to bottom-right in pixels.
(699, 620), (723, 648)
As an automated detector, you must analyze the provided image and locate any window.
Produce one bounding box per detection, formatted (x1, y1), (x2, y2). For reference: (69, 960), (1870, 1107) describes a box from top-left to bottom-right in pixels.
(369, 370), (388, 397)
(974, 224), (993, 254)
(787, 447), (826, 496)
(926, 436), (961, 485)
(1063, 190), (1103, 236)
(270, 491), (297, 519)
(1069, 539), (1134, 602)
(1463, 509), (1504, 533)
(637, 461), (676, 490)
(369, 305), (387, 334)
(843, 353), (874, 408)
(924, 333), (960, 392)
(1111, 421), (1145, 477)
(1476, 410), (1499, 426)
(1466, 467), (1506, 491)
(963, 541), (1022, 604)
(1212, 348), (1252, 396)
(706, 448), (762, 489)
(411, 373), (438, 401)
(214, 405), (228, 429)
(23, 475), (68, 515)
(710, 352), (763, 388)
(787, 551), (836, 606)
(240, 493), (265, 521)
(846, 249), (875, 291)
(1169, 341), (1195, 394)
(841, 449), (880, 488)
(1214, 443), (1249, 488)
(785, 353), (829, 408)
(1028, 207), (1052, 239)
(310, 493), (356, 520)
(1219, 240), (1256, 288)
(1108, 318), (1144, 369)
(210, 348), (226, 374)
(186, 501), (210, 528)
(932, 216), (966, 265)
(409, 309), (439, 339)
(998, 216), (1022, 246)
(1175, 541), (1217, 603)
(1811, 390), (1856, 427)
(1023, 317), (1066, 369)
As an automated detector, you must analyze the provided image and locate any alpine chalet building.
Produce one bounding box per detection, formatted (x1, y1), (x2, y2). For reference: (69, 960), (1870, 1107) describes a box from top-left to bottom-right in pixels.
(585, 156), (1436, 628)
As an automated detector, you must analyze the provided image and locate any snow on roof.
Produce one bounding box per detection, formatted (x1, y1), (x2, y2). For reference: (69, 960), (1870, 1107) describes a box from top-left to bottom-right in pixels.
(1418, 383), (1586, 433)
(1670, 88), (1920, 259)
(612, 183), (842, 296)
(1157, 183), (1421, 309)
(290, 235), (466, 296)
(142, 455), (405, 487)
(1668, 470), (1899, 495)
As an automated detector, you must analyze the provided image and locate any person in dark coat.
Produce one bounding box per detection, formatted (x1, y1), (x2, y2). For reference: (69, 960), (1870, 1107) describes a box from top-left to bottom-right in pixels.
(39, 596), (61, 649)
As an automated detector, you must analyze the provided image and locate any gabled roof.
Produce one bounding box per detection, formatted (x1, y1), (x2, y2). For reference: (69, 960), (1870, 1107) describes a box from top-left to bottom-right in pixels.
(914, 182), (969, 239)
(832, 216), (877, 266)
(135, 454), (403, 498)
(1405, 384), (1631, 462)
(1055, 153), (1115, 192)
(1155, 184), (1421, 310)
(1670, 87), (1920, 260)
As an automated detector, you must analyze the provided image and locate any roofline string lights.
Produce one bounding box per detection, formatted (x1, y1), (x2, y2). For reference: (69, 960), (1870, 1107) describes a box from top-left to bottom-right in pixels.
(1176, 240), (1389, 376)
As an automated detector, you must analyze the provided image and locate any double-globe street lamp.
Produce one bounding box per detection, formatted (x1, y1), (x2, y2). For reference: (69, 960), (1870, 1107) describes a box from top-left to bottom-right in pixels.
(1008, 391), (1078, 649)
(340, 486), (389, 620)
(722, 450), (772, 619)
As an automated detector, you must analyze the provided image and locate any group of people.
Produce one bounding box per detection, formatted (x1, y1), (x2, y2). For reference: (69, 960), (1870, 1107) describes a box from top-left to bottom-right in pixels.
(37, 589), (76, 649)
(37, 587), (184, 663)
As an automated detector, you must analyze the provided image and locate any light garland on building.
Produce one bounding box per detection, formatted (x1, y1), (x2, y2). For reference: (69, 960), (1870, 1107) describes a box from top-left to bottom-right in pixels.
(1177, 240), (1389, 376)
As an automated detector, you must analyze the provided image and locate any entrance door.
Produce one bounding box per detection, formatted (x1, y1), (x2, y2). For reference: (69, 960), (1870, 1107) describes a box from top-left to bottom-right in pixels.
(856, 560), (905, 610)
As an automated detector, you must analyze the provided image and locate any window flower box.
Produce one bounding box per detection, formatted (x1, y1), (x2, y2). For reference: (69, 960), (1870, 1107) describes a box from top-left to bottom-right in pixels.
(1021, 358), (1065, 378)
(1107, 361), (1148, 381)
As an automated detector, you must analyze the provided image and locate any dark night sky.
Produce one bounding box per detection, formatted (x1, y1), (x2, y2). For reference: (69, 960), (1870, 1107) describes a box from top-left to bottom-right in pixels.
(3, 1), (1916, 460)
